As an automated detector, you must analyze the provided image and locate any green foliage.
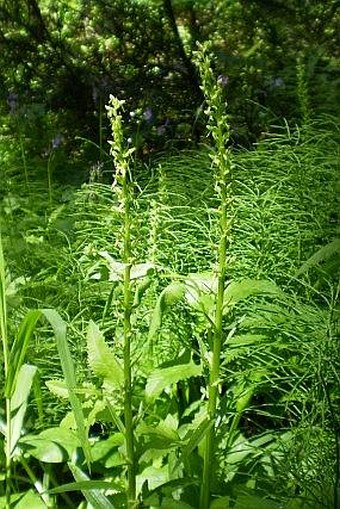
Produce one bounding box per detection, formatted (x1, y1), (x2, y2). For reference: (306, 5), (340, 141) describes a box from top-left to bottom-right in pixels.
(0, 28), (339, 508)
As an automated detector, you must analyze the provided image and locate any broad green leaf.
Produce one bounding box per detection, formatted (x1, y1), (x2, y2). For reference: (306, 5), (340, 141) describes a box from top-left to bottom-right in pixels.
(48, 480), (119, 494)
(146, 360), (202, 400)
(68, 463), (116, 509)
(184, 272), (217, 316)
(148, 282), (185, 341)
(5, 309), (41, 397)
(223, 279), (281, 314)
(139, 415), (180, 451)
(9, 363), (37, 456)
(91, 433), (125, 467)
(20, 427), (80, 463)
(137, 464), (169, 493)
(87, 320), (123, 388)
(41, 309), (92, 466)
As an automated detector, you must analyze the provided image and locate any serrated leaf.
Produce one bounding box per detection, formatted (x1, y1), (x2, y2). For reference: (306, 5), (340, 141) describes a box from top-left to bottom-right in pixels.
(174, 417), (212, 472)
(45, 379), (69, 398)
(87, 320), (123, 388)
(146, 361), (202, 400)
(223, 279), (281, 314)
(139, 415), (180, 450)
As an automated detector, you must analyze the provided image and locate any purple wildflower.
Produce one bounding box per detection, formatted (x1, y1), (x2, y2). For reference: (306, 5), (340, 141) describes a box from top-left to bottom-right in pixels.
(272, 77), (284, 88)
(52, 134), (63, 149)
(7, 92), (18, 113)
(217, 74), (229, 87)
(143, 107), (153, 122)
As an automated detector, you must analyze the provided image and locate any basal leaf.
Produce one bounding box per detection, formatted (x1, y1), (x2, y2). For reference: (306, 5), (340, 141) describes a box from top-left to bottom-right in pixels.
(146, 360), (202, 400)
(87, 320), (123, 388)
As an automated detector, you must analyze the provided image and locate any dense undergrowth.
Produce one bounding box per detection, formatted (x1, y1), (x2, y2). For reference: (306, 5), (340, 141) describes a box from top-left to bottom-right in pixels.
(0, 48), (339, 509)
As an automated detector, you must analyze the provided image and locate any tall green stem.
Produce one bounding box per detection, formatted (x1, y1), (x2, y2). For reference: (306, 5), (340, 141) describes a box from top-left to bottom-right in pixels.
(195, 43), (232, 509)
(106, 96), (137, 508)
(122, 180), (136, 507)
(0, 233), (11, 509)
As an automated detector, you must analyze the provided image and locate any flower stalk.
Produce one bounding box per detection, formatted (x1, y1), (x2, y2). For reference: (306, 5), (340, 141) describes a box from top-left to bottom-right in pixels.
(106, 95), (137, 508)
(195, 42), (233, 509)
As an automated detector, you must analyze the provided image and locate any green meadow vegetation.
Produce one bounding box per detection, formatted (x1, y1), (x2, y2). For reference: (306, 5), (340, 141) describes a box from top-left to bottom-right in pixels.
(0, 2), (340, 508)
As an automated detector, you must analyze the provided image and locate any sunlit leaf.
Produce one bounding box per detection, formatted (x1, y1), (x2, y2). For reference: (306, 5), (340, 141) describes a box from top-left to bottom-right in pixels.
(184, 272), (217, 316)
(223, 279), (281, 314)
(87, 320), (123, 388)
(20, 427), (80, 463)
(5, 309), (41, 398)
(146, 360), (202, 400)
(137, 464), (169, 493)
(45, 378), (69, 398)
(0, 489), (47, 508)
(9, 363), (37, 456)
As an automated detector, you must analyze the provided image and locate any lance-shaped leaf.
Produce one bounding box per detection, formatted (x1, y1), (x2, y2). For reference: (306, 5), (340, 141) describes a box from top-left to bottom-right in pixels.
(5, 309), (41, 398)
(146, 360), (202, 400)
(295, 238), (340, 275)
(87, 320), (123, 388)
(41, 309), (92, 466)
(9, 363), (37, 456)
(223, 279), (281, 314)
